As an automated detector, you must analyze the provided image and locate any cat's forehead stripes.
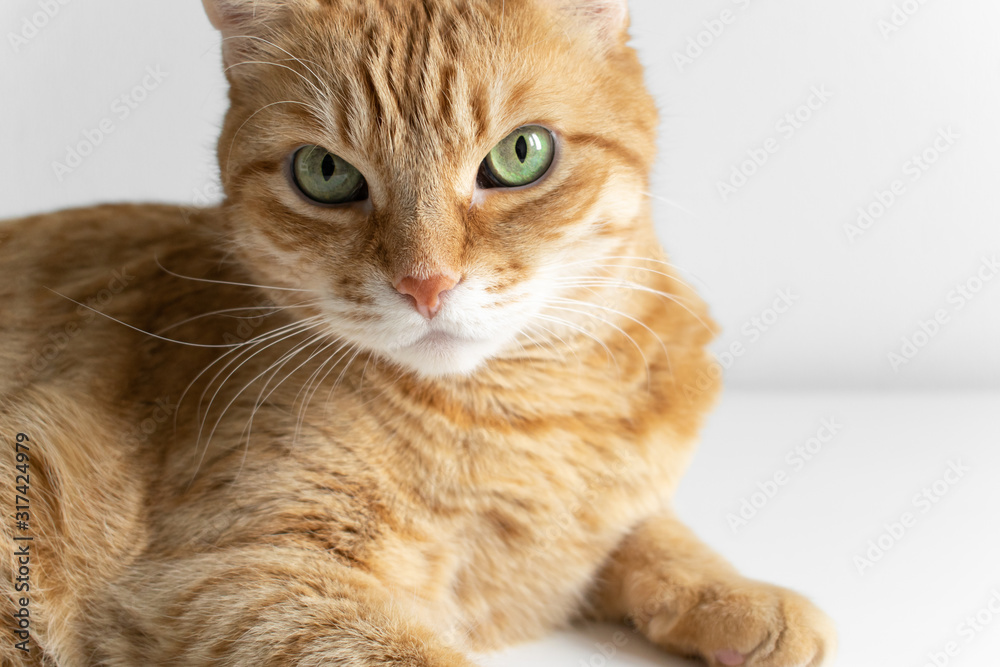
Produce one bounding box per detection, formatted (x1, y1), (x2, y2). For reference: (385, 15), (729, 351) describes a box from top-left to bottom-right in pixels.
(331, 0), (504, 155)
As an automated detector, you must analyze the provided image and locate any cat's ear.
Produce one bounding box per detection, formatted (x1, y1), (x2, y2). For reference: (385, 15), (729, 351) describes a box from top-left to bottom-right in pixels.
(202, 0), (315, 68)
(541, 0), (630, 49)
(202, 0), (285, 32)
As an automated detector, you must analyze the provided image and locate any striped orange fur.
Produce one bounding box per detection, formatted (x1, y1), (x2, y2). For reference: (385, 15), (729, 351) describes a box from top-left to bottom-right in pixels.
(0, 1), (835, 665)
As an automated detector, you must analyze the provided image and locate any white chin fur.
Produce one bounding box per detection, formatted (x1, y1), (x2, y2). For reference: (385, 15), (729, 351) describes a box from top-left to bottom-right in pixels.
(385, 335), (501, 378)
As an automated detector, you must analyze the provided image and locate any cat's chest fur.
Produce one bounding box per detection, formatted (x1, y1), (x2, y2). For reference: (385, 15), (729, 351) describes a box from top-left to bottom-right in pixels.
(281, 361), (697, 648)
(156, 348), (698, 649)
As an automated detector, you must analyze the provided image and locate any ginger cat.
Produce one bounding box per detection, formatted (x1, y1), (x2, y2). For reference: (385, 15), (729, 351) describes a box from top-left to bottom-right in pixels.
(0, 0), (836, 665)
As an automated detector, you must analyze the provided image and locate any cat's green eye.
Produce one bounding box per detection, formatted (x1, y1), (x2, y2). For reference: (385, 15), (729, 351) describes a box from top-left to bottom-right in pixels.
(480, 125), (555, 188)
(292, 146), (368, 205)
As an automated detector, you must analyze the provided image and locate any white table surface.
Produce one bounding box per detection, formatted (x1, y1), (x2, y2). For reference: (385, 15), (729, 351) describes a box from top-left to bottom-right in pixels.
(477, 391), (1000, 667)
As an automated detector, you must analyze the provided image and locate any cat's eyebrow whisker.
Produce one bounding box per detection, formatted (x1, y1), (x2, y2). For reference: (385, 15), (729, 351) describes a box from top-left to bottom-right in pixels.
(218, 96), (331, 177)
(154, 256), (319, 294)
(224, 58), (331, 104)
(222, 34), (338, 103)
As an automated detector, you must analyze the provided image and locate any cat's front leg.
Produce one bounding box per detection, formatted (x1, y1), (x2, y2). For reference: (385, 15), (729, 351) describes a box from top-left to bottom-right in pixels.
(88, 546), (476, 667)
(588, 513), (836, 667)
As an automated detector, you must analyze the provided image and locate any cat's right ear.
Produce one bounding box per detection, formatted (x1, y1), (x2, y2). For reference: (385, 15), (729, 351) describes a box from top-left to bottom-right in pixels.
(202, 0), (282, 33)
(202, 0), (310, 68)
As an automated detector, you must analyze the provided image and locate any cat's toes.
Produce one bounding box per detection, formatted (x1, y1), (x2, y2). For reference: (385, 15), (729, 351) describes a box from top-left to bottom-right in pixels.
(647, 582), (836, 667)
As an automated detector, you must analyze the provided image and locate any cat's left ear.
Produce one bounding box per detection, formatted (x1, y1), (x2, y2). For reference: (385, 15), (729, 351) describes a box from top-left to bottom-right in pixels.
(542, 0), (630, 49)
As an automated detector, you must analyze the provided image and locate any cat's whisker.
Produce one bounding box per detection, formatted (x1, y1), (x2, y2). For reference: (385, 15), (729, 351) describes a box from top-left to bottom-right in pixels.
(516, 325), (576, 368)
(553, 278), (716, 335)
(557, 284), (676, 382)
(552, 276), (701, 309)
(189, 316), (326, 425)
(224, 58), (331, 104)
(642, 191), (698, 218)
(327, 345), (365, 404)
(156, 299), (323, 335)
(187, 318), (328, 486)
(293, 338), (353, 408)
(220, 97), (330, 177)
(194, 325), (331, 486)
(293, 340), (360, 447)
(289, 341), (363, 448)
(154, 256), (319, 294)
(292, 339), (356, 446)
(42, 287), (285, 349)
(242, 328), (335, 436)
(553, 266), (702, 296)
(546, 254), (710, 289)
(234, 330), (340, 482)
(175, 316), (324, 431)
(222, 34), (341, 105)
(527, 312), (621, 378)
(539, 302), (652, 389)
(546, 295), (672, 389)
(195, 317), (326, 437)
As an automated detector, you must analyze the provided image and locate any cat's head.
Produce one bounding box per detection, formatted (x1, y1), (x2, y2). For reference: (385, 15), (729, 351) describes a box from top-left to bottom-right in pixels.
(205, 0), (659, 377)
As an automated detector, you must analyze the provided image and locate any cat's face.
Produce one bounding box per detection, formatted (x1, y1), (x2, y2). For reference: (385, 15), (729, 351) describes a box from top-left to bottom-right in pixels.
(210, 0), (658, 377)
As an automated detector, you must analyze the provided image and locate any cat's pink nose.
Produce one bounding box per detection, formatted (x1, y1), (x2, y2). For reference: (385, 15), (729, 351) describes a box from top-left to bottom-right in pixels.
(394, 273), (459, 319)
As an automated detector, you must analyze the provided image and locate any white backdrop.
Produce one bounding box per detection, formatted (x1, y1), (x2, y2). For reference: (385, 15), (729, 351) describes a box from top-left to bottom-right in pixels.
(2, 0), (998, 390)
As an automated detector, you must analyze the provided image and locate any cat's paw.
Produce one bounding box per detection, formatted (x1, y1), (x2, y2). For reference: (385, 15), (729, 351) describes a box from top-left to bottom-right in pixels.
(645, 581), (836, 667)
